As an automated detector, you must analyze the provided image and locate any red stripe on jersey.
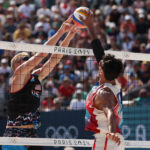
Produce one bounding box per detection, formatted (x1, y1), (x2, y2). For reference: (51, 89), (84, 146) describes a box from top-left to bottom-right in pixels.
(104, 137), (108, 150)
(93, 139), (96, 150)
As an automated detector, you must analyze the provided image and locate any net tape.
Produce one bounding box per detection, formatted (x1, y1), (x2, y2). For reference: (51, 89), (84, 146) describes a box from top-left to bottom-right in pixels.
(0, 137), (149, 148)
(0, 41), (150, 61)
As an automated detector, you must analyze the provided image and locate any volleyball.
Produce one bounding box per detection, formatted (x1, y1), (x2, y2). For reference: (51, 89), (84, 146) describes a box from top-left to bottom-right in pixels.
(72, 7), (90, 28)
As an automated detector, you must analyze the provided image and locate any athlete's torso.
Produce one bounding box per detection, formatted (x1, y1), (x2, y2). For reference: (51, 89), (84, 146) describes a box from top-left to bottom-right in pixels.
(7, 74), (42, 129)
(85, 81), (123, 134)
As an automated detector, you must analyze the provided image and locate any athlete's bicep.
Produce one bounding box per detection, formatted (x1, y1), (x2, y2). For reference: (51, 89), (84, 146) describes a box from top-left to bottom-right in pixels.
(94, 88), (117, 132)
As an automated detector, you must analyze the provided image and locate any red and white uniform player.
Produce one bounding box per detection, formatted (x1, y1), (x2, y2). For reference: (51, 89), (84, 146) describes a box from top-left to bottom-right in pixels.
(85, 81), (124, 150)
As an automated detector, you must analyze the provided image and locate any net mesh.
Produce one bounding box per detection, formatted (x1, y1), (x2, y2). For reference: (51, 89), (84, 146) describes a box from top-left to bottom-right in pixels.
(0, 45), (150, 150)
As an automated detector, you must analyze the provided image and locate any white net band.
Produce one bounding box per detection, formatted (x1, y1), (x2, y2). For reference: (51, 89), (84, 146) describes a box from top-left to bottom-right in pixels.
(0, 137), (149, 148)
(0, 41), (150, 61)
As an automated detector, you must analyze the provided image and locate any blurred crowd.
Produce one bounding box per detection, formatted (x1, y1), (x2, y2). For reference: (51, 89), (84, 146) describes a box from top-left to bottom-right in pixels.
(0, 0), (150, 113)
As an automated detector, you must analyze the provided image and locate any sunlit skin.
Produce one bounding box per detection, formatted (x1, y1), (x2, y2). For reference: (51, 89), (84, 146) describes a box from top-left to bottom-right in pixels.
(80, 11), (121, 145)
(11, 16), (78, 94)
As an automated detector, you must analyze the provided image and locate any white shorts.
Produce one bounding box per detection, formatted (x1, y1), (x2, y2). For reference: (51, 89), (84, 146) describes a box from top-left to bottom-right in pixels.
(92, 133), (124, 150)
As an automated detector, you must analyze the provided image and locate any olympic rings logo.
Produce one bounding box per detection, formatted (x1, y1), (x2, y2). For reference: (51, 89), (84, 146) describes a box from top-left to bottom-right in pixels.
(45, 126), (79, 139)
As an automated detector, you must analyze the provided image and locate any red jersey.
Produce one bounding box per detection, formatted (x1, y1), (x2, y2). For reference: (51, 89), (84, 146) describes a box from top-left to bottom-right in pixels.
(85, 81), (123, 134)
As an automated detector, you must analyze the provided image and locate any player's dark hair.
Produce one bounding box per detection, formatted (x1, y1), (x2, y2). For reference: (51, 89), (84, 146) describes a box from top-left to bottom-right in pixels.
(101, 54), (123, 81)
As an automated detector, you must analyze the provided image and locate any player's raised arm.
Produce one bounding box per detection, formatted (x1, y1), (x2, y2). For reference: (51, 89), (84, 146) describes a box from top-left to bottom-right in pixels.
(13, 19), (73, 76)
(80, 10), (105, 63)
(33, 22), (78, 81)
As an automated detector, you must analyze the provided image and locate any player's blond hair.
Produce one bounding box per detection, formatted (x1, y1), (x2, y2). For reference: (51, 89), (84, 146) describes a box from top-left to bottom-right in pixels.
(11, 52), (29, 72)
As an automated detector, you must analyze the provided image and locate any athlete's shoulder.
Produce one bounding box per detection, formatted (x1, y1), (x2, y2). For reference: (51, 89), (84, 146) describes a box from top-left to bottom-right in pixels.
(96, 87), (114, 99)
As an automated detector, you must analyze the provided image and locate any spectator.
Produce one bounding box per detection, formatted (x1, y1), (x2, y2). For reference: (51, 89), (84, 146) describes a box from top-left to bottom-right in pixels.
(91, 60), (99, 79)
(41, 94), (54, 112)
(106, 23), (119, 44)
(119, 25), (134, 43)
(131, 39), (140, 52)
(132, 62), (142, 80)
(50, 3), (60, 20)
(34, 14), (51, 33)
(36, 2), (51, 18)
(0, 72), (7, 102)
(120, 15), (136, 34)
(136, 14), (148, 35)
(72, 83), (87, 100)
(0, 19), (3, 40)
(107, 5), (121, 25)
(4, 15), (16, 34)
(122, 35), (134, 51)
(52, 97), (63, 111)
(9, 1), (18, 19)
(13, 22), (31, 41)
(58, 77), (75, 107)
(140, 43), (147, 53)
(86, 56), (95, 73)
(102, 0), (115, 16)
(59, 65), (76, 82)
(43, 80), (58, 98)
(18, 0), (35, 20)
(0, 58), (12, 80)
(0, 0), (5, 14)
(133, 0), (145, 9)
(70, 89), (85, 110)
(135, 88), (150, 106)
(146, 39), (150, 53)
(126, 72), (143, 92)
(6, 6), (16, 17)
(48, 21), (60, 37)
(33, 23), (48, 41)
(60, 2), (71, 17)
(140, 61), (150, 83)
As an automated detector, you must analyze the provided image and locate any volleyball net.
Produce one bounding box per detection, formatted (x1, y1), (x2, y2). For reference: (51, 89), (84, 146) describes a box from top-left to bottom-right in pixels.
(0, 41), (150, 61)
(0, 41), (150, 150)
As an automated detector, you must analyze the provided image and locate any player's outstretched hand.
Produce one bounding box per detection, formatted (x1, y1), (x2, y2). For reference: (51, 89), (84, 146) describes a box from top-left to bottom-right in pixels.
(79, 9), (93, 28)
(59, 16), (74, 34)
(67, 25), (79, 39)
(106, 133), (121, 146)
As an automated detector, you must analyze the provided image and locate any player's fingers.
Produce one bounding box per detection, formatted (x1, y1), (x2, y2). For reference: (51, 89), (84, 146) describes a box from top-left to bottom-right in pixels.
(87, 9), (90, 14)
(90, 11), (93, 17)
(114, 136), (120, 145)
(106, 133), (112, 140)
(114, 135), (120, 145)
(117, 139), (121, 146)
(111, 135), (116, 141)
(70, 24), (76, 30)
(74, 27), (80, 33)
(65, 15), (73, 23)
